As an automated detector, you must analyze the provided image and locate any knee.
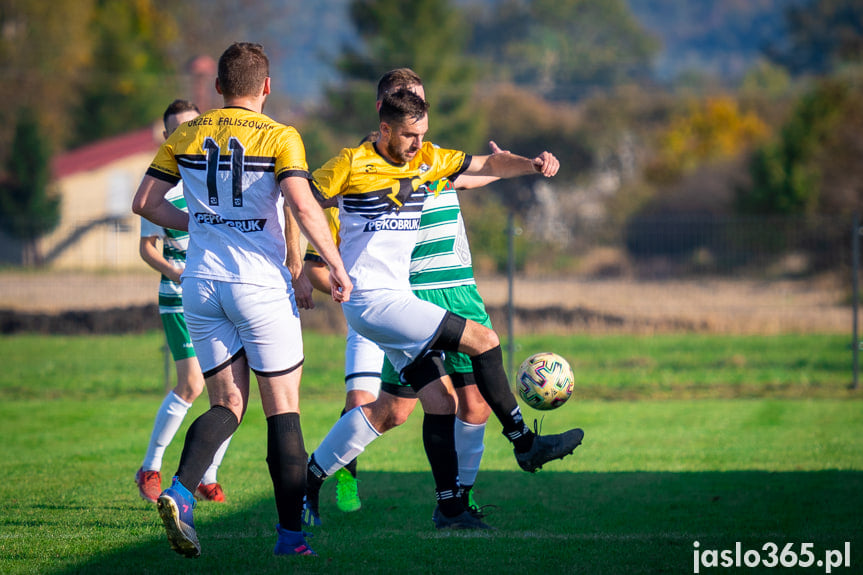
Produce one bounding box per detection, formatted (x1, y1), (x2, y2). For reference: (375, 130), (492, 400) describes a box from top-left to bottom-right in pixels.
(457, 400), (492, 424)
(174, 375), (205, 402)
(384, 410), (411, 430)
(367, 397), (415, 432)
(218, 395), (246, 424)
(475, 326), (499, 354)
(172, 384), (200, 403)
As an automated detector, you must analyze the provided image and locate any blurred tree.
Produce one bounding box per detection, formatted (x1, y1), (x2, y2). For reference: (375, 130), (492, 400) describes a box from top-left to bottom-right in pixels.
(815, 80), (863, 215)
(646, 96), (769, 184)
(737, 78), (854, 215)
(459, 188), (527, 273)
(165, 0), (296, 112)
(320, 0), (485, 151)
(480, 84), (591, 186)
(469, 0), (658, 100)
(0, 108), (61, 266)
(766, 0), (863, 76)
(0, 0), (94, 157)
(70, 0), (179, 146)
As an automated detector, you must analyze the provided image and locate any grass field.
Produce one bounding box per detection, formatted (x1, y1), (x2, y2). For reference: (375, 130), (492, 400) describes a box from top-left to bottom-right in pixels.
(1, 331), (861, 574)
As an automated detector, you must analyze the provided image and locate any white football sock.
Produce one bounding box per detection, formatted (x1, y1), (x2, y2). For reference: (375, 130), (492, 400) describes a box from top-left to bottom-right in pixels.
(314, 406), (381, 476)
(141, 391), (191, 471)
(200, 434), (233, 485)
(455, 418), (486, 487)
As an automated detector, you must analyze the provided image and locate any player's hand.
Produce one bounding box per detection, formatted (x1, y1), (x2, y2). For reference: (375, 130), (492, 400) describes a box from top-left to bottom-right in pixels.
(532, 151), (559, 177)
(329, 268), (353, 303)
(489, 140), (510, 155)
(167, 266), (183, 285)
(292, 270), (315, 310)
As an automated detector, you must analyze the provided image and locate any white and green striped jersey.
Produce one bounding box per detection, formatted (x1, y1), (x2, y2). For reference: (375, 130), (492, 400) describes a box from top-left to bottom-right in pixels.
(139, 183), (188, 314)
(409, 178), (476, 290)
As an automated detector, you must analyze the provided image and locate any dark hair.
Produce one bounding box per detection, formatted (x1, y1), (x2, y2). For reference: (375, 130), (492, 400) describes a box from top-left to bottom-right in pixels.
(162, 99), (200, 130)
(217, 42), (269, 98)
(376, 68), (423, 101)
(359, 131), (380, 145)
(379, 88), (429, 126)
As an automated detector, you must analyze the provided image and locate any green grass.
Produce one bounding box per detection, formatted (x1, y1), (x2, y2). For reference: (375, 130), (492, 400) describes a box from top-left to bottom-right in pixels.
(1, 331), (861, 574)
(0, 331), (855, 400)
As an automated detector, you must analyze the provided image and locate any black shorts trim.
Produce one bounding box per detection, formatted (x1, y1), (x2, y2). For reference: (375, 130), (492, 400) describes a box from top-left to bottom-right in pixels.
(203, 348), (247, 379)
(429, 311), (466, 352)
(450, 371), (476, 389)
(381, 381), (418, 399)
(402, 351), (447, 393)
(252, 357), (304, 378)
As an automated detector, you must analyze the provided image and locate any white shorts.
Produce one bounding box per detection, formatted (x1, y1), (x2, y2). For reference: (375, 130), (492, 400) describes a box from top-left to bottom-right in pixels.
(341, 289), (447, 374)
(344, 325), (384, 397)
(181, 277), (304, 376)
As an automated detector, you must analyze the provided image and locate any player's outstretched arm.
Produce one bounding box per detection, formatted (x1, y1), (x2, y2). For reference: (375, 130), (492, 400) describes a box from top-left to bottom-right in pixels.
(466, 148), (560, 180)
(132, 176), (190, 231)
(280, 176), (352, 303)
(453, 141), (508, 190)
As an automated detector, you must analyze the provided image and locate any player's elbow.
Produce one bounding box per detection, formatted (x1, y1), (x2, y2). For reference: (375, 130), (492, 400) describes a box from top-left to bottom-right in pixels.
(131, 198), (146, 217)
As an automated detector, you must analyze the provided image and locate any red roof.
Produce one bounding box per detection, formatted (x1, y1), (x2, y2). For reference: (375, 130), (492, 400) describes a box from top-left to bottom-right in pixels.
(51, 127), (159, 180)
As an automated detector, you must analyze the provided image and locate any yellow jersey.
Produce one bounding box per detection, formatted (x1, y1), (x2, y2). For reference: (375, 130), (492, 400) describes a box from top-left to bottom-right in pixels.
(312, 140), (468, 290)
(146, 107), (311, 288)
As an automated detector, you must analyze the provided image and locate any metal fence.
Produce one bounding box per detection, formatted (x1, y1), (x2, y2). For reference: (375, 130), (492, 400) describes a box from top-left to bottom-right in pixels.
(483, 212), (856, 382)
(517, 213), (852, 278)
(0, 212), (857, 388)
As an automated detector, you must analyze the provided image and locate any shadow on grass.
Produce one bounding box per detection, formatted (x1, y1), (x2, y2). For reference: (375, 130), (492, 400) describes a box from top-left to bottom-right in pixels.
(45, 470), (862, 575)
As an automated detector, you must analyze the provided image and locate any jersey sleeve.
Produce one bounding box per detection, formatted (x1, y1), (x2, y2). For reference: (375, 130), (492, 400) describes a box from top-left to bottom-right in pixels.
(423, 143), (469, 183)
(146, 141), (182, 185)
(303, 206), (341, 262)
(311, 148), (354, 203)
(274, 126), (311, 181)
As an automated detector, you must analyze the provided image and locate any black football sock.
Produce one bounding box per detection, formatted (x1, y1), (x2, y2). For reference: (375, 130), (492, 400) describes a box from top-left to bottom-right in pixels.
(175, 405), (239, 491)
(266, 412), (307, 532)
(470, 346), (533, 452)
(422, 413), (462, 517)
(345, 456), (358, 478)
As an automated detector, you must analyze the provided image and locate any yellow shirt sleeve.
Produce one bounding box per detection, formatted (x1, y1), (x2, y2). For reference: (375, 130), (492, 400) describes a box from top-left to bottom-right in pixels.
(304, 206), (340, 260)
(312, 147), (354, 201)
(274, 126), (310, 179)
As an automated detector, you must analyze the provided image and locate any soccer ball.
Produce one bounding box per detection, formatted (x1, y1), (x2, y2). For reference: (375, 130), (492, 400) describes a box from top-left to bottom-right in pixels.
(516, 352), (575, 410)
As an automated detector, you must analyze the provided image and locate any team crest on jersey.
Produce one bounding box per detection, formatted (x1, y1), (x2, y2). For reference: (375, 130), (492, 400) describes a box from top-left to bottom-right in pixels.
(363, 164), (377, 173)
(419, 163), (430, 173)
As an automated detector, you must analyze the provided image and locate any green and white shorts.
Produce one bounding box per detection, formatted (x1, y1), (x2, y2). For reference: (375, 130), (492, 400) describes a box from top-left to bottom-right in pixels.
(161, 311), (196, 362)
